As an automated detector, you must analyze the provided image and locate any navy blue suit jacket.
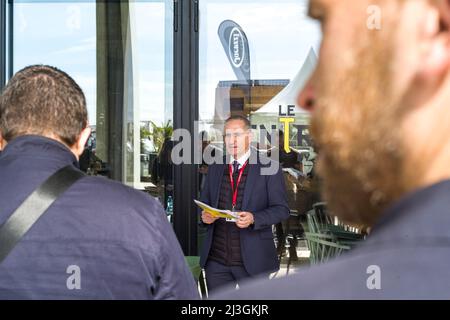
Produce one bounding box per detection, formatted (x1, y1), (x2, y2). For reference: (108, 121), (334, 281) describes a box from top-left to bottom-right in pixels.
(199, 154), (290, 276)
(214, 180), (450, 299)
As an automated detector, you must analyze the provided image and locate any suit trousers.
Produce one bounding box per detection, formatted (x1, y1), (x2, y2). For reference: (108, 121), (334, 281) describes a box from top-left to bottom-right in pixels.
(205, 259), (271, 293)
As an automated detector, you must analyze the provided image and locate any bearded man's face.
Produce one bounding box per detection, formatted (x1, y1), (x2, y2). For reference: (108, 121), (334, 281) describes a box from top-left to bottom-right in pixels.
(303, 0), (418, 227)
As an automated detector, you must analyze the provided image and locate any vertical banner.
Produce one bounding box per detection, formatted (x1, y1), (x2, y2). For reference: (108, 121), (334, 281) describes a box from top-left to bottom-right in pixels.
(218, 20), (251, 82)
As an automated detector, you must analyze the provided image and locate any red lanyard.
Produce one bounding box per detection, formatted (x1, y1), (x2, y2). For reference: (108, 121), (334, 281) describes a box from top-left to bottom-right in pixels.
(228, 161), (248, 211)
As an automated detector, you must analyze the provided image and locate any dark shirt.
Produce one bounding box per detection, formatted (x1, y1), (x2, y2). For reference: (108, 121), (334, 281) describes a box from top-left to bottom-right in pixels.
(209, 164), (249, 266)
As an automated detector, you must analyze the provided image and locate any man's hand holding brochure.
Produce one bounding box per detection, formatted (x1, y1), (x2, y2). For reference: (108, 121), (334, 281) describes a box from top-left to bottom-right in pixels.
(194, 199), (239, 220)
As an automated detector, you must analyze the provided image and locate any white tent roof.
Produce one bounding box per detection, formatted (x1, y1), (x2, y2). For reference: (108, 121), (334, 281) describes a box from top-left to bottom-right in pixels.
(254, 47), (317, 114)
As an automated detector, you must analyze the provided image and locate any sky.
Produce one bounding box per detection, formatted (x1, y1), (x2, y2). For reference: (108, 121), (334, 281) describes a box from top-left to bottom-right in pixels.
(199, 0), (321, 121)
(11, 0), (321, 127)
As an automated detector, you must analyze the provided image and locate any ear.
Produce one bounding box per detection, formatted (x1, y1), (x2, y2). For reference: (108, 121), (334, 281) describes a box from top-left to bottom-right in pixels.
(71, 127), (91, 159)
(418, 1), (450, 80)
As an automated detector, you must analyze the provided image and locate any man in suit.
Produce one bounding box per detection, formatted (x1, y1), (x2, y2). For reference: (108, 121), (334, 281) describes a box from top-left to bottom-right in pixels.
(215, 0), (450, 299)
(200, 115), (290, 292)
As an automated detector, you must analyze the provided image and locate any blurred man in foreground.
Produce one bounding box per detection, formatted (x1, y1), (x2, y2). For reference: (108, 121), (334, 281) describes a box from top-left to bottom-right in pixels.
(215, 0), (450, 299)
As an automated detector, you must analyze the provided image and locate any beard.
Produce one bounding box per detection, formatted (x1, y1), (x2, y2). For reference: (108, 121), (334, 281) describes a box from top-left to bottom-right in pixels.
(310, 32), (411, 228)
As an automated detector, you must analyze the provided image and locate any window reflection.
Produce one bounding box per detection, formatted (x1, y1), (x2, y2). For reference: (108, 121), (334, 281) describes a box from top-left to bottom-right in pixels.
(11, 0), (174, 215)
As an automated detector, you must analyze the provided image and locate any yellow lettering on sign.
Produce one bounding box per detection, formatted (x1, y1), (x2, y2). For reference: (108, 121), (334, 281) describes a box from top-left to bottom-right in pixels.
(279, 117), (294, 153)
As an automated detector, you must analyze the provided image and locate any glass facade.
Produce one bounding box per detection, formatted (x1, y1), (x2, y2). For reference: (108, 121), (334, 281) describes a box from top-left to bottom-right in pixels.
(5, 0), (175, 216)
(0, 0), (322, 255)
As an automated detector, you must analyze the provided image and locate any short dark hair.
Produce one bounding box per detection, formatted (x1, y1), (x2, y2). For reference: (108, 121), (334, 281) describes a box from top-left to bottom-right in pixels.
(0, 65), (88, 146)
(224, 115), (251, 130)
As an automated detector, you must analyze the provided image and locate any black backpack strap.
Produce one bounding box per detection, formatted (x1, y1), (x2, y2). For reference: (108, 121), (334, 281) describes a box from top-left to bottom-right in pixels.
(0, 165), (85, 263)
